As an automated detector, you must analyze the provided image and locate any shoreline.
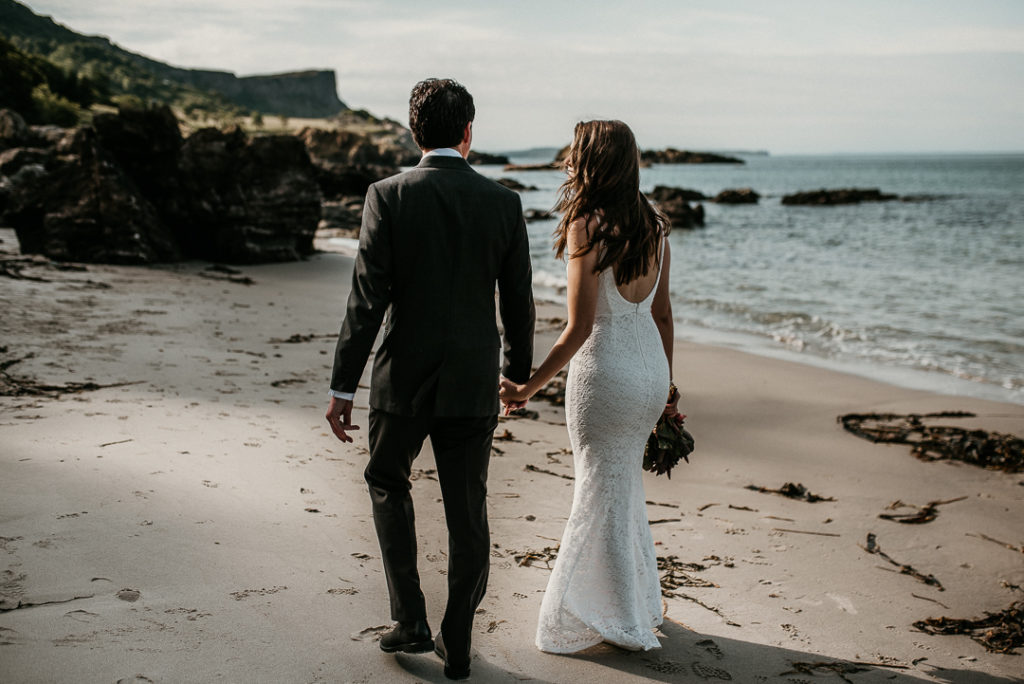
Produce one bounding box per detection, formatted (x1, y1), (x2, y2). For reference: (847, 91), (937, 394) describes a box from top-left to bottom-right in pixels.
(1, 238), (1022, 682)
(322, 234), (1022, 408)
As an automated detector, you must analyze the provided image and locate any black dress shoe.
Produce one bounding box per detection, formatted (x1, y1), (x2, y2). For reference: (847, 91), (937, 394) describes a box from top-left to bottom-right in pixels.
(379, 619), (433, 653)
(433, 632), (470, 680)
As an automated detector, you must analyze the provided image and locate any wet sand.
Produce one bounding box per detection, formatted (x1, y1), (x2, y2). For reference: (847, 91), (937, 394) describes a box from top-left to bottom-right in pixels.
(1, 228), (1022, 683)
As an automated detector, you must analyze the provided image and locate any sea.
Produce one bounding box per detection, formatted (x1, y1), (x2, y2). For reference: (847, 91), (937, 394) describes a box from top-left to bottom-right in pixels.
(473, 151), (1024, 405)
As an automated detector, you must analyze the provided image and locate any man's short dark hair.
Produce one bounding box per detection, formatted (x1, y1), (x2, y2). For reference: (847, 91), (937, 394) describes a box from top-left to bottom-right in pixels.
(408, 78), (475, 150)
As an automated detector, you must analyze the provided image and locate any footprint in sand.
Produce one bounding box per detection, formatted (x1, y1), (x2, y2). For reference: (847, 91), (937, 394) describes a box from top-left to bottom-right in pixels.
(691, 662), (733, 680)
(350, 625), (389, 642)
(696, 638), (724, 659)
(0, 536), (24, 552)
(643, 659), (687, 675)
(0, 626), (21, 645)
(229, 586), (286, 600)
(64, 609), (99, 623)
(116, 676), (154, 684)
(116, 589), (141, 602)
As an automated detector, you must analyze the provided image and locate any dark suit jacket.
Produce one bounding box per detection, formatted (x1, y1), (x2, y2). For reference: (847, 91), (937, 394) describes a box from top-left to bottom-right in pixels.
(330, 154), (535, 417)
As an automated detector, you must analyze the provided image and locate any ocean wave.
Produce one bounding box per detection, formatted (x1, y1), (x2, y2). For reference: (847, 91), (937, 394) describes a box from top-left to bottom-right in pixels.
(533, 269), (568, 295)
(677, 306), (1023, 400)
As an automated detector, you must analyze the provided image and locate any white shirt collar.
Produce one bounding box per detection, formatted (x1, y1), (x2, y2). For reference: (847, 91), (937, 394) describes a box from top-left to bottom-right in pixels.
(423, 148), (463, 158)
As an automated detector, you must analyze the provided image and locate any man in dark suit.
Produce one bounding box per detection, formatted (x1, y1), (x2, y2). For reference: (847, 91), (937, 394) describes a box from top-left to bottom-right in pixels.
(326, 78), (535, 680)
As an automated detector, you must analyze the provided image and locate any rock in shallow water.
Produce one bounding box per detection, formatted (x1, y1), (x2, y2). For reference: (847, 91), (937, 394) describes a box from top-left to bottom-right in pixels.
(781, 188), (897, 205)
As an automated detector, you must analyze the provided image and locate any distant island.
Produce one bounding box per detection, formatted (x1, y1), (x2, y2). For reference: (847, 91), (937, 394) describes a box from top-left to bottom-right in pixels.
(502, 145), (749, 171)
(641, 148), (745, 164)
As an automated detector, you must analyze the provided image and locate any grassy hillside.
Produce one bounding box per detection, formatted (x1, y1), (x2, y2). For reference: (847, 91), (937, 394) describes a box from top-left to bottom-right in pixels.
(0, 34), (103, 125)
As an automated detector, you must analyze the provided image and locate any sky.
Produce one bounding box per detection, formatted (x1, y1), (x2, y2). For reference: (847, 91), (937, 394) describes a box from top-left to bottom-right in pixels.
(22, 0), (1024, 154)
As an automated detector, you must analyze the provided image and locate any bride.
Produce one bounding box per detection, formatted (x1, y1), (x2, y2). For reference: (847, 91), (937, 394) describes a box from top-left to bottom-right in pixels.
(499, 119), (678, 653)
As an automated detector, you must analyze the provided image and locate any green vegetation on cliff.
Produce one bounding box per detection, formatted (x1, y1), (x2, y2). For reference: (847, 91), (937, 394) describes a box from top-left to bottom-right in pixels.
(0, 34), (101, 125)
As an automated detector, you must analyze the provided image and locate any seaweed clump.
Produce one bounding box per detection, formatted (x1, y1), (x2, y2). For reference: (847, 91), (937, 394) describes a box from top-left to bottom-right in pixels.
(839, 412), (1024, 473)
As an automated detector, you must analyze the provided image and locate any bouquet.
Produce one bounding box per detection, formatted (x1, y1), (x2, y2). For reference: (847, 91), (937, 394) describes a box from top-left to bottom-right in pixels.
(643, 386), (694, 478)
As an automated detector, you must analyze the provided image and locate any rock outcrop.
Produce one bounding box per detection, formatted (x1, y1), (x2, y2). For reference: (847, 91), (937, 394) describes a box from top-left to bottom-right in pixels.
(647, 185), (706, 202)
(496, 178), (538, 192)
(468, 150), (510, 165)
(503, 161), (561, 171)
(524, 209), (554, 222)
(713, 188), (760, 204)
(0, 108), (31, 151)
(641, 148), (744, 164)
(296, 126), (412, 199)
(318, 197), (364, 237)
(0, 106), (322, 264)
(3, 125), (180, 263)
(177, 127), (321, 263)
(645, 185), (705, 229)
(781, 188), (897, 205)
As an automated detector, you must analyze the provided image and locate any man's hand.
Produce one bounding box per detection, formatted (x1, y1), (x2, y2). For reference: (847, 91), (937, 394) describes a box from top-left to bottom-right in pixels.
(326, 395), (359, 443)
(499, 376), (529, 416)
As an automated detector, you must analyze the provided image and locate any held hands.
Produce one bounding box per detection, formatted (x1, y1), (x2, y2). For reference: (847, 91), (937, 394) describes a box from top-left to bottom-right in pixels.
(325, 395), (359, 443)
(499, 376), (530, 416)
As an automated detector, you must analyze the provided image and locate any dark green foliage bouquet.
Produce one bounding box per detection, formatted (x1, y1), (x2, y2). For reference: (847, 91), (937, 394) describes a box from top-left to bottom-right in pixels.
(643, 387), (694, 478)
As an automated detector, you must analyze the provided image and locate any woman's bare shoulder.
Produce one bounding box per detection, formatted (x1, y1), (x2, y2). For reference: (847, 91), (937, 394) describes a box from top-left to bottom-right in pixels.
(566, 215), (595, 251)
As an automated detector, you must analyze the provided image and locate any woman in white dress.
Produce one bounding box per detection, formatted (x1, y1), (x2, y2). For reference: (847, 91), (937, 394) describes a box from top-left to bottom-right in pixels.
(499, 120), (679, 653)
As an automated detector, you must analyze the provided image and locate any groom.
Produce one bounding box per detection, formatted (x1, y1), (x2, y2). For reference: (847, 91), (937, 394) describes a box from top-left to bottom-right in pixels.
(326, 78), (535, 679)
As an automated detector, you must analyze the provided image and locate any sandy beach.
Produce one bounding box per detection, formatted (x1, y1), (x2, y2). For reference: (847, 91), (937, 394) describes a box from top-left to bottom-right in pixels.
(1, 228), (1022, 683)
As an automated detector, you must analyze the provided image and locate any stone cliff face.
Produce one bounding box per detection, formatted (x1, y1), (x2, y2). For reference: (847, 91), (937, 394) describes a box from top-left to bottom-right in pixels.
(1, 106), (323, 264)
(163, 68), (348, 118)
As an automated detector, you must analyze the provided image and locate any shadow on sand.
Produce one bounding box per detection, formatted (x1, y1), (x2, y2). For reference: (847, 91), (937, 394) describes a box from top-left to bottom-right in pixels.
(397, 617), (1018, 683)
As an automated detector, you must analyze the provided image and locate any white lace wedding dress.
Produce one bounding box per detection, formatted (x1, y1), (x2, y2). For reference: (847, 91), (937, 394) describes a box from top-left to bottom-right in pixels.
(535, 247), (669, 653)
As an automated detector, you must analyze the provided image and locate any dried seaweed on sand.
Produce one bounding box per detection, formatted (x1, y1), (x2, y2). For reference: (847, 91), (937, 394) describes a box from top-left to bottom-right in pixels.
(0, 256), (88, 282)
(966, 532), (1024, 554)
(657, 556), (739, 626)
(657, 556), (718, 590)
(745, 482), (835, 503)
(0, 352), (139, 398)
(267, 333), (335, 344)
(513, 546), (559, 569)
(839, 411), (1024, 473)
(861, 533), (943, 590)
(879, 496), (967, 524)
(913, 601), (1023, 654)
(524, 464), (574, 480)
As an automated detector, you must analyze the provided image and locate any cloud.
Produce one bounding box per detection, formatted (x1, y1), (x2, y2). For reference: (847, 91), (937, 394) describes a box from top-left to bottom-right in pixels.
(21, 0), (1024, 152)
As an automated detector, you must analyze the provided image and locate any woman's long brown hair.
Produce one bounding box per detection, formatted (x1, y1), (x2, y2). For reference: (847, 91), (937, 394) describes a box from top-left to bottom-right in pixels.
(553, 120), (669, 286)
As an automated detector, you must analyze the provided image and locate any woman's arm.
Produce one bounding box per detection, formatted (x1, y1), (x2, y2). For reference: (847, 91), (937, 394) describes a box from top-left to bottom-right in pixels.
(500, 217), (599, 405)
(650, 240), (679, 415)
(651, 240), (673, 372)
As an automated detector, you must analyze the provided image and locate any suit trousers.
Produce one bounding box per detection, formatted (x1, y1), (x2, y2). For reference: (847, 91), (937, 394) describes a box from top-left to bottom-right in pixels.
(365, 407), (497, 661)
